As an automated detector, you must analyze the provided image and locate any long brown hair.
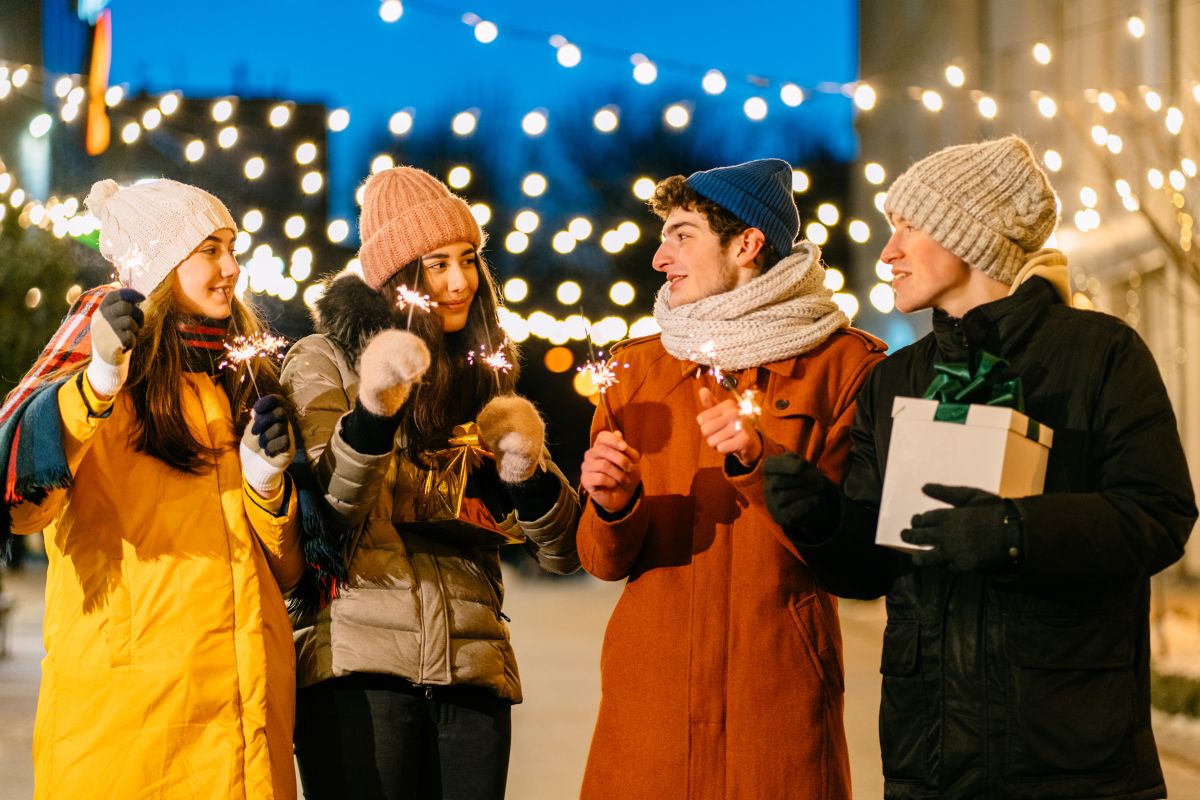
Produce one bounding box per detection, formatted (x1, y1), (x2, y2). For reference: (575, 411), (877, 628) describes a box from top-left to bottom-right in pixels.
(124, 279), (282, 472)
(380, 250), (518, 462)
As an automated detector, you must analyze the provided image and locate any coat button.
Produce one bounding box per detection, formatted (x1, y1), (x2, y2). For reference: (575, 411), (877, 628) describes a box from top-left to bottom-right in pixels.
(775, 399), (789, 410)
(719, 375), (737, 391)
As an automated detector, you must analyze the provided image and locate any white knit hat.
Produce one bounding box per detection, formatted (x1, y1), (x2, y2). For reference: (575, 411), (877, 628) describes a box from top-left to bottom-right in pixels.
(84, 178), (238, 295)
(883, 136), (1058, 285)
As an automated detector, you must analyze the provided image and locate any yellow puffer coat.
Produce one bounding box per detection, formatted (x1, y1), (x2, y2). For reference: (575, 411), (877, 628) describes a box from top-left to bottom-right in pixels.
(11, 373), (302, 800)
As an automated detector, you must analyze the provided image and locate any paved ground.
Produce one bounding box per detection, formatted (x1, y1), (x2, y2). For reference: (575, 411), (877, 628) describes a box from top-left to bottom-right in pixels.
(2, 561), (1199, 799)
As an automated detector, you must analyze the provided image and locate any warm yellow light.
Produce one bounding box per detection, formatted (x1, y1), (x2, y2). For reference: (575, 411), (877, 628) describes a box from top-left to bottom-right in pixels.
(977, 96), (997, 119)
(452, 110), (478, 136)
(1037, 96), (1057, 118)
(1098, 92), (1117, 113)
(327, 219), (349, 243)
(379, 0), (403, 22)
(944, 65), (965, 87)
(792, 170), (810, 193)
(780, 83), (804, 107)
(633, 177), (656, 200)
(617, 221), (640, 244)
(504, 278), (529, 302)
(1128, 16), (1146, 38)
(471, 203), (491, 225)
(1165, 106), (1183, 135)
(556, 281), (582, 305)
(593, 106), (619, 133)
(921, 90), (943, 112)
(514, 210), (540, 233)
(243, 209), (264, 233)
(568, 217), (593, 240)
(632, 59), (657, 85)
(1044, 149), (1063, 172)
(664, 103), (690, 129)
(556, 43), (581, 68)
(301, 171), (324, 194)
(824, 268), (845, 291)
(600, 231), (624, 253)
(269, 104), (291, 127)
(522, 173), (548, 197)
(1090, 125), (1108, 146)
(285, 215), (306, 239)
(1080, 187), (1098, 208)
(702, 69), (726, 95)
(141, 108), (162, 129)
(854, 83), (876, 111)
(120, 122), (140, 143)
(806, 222), (829, 245)
(371, 154), (394, 174)
(864, 162), (886, 185)
(610, 281), (635, 306)
(817, 203), (839, 226)
(295, 141), (317, 164)
(212, 98), (234, 123)
(218, 126), (238, 148)
(474, 20), (498, 43)
(552, 232), (576, 254)
(389, 110), (414, 135)
(522, 109), (548, 136)
(1032, 42), (1052, 64)
(328, 108), (351, 132)
(505, 231), (529, 254)
(832, 292), (859, 318)
(1144, 90), (1162, 112)
(447, 165), (471, 189)
(848, 220), (871, 243)
(1148, 168), (1164, 189)
(29, 113), (53, 138)
(244, 156), (266, 180)
(869, 283), (895, 313)
(743, 97), (768, 121)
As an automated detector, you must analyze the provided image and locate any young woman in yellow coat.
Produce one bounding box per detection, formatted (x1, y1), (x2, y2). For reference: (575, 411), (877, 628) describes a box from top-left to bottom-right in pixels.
(3, 179), (303, 799)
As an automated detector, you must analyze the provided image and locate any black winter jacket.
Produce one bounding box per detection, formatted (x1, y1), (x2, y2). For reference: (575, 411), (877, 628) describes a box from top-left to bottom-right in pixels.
(803, 277), (1196, 800)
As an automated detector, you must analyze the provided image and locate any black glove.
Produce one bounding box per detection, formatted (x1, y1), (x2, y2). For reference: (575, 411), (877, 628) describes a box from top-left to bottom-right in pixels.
(87, 288), (145, 396)
(763, 453), (840, 546)
(901, 484), (1023, 572)
(240, 394), (296, 497)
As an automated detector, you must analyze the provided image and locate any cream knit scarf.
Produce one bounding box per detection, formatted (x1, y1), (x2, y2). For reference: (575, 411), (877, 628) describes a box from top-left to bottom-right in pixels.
(654, 241), (849, 370)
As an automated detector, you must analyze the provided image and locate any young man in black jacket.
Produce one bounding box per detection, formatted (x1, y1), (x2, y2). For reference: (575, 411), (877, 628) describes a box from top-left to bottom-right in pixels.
(763, 135), (1197, 800)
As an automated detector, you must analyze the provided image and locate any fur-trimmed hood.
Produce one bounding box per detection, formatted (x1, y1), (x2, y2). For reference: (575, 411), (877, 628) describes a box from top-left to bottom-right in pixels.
(312, 272), (406, 366)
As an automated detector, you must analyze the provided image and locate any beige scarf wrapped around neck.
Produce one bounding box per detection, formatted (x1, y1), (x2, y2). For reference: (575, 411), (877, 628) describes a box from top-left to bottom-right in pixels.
(653, 241), (849, 370)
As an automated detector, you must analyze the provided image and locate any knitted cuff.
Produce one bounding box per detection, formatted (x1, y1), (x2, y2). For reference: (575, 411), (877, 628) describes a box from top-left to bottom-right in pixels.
(240, 440), (285, 497)
(85, 350), (127, 398)
(341, 402), (403, 455)
(504, 467), (561, 521)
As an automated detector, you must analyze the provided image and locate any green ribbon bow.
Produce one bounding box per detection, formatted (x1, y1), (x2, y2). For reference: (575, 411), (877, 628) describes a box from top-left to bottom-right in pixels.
(922, 350), (1026, 425)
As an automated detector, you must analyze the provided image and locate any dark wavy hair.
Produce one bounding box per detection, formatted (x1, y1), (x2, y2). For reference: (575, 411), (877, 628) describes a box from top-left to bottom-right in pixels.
(380, 249), (518, 463)
(649, 175), (782, 271)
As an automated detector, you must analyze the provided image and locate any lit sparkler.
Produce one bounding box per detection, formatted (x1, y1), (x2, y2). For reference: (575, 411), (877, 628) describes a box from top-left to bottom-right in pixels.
(468, 339), (514, 374)
(395, 285), (438, 329)
(691, 340), (762, 426)
(220, 333), (288, 394)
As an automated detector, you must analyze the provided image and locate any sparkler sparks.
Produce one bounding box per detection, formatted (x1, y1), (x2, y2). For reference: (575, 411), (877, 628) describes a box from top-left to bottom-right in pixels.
(395, 285), (437, 313)
(219, 333), (288, 371)
(578, 355), (620, 394)
(468, 340), (513, 374)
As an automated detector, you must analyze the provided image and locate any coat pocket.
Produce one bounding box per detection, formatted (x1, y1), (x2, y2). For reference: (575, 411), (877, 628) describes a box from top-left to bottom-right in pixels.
(787, 592), (845, 698)
(879, 618), (931, 783)
(1003, 615), (1136, 778)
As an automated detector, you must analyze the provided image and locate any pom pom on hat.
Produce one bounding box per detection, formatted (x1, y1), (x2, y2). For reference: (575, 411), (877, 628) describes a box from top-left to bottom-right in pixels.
(85, 178), (238, 296)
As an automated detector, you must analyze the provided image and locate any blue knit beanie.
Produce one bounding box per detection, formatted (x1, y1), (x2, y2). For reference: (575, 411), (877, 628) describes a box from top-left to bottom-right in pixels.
(685, 158), (799, 260)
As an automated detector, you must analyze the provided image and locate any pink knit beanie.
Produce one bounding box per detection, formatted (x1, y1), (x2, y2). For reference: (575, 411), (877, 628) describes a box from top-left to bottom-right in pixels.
(358, 166), (483, 290)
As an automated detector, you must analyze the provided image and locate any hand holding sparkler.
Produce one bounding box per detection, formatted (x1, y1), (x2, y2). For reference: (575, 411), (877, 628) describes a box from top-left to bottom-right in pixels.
(580, 430), (643, 515)
(357, 329), (431, 416)
(477, 395), (546, 483)
(697, 386), (763, 468)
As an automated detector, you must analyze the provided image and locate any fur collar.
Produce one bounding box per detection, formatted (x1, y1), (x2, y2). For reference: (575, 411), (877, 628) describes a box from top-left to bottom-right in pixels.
(313, 272), (403, 365)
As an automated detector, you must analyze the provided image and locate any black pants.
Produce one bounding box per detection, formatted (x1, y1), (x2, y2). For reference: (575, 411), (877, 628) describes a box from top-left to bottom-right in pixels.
(294, 673), (512, 800)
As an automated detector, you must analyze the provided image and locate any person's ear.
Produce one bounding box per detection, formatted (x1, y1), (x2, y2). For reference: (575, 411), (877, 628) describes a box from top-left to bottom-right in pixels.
(734, 227), (766, 269)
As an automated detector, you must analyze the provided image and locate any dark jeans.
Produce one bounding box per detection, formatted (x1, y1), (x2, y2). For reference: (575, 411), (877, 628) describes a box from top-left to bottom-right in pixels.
(294, 673), (512, 800)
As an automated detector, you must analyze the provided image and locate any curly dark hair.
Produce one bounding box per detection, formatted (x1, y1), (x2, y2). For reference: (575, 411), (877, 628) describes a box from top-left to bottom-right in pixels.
(648, 176), (782, 271)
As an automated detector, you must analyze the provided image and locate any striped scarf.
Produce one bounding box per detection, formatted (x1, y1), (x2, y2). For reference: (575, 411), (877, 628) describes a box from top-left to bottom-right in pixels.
(178, 317), (231, 376)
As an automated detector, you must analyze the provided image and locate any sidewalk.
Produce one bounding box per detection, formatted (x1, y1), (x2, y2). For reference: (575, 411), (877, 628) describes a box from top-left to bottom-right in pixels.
(1, 562), (1199, 799)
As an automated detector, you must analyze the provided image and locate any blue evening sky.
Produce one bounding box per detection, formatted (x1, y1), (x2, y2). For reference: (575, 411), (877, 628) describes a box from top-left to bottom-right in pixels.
(102, 0), (858, 219)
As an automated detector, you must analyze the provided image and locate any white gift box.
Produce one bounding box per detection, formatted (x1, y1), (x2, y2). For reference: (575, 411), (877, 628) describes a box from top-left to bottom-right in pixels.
(875, 396), (1054, 551)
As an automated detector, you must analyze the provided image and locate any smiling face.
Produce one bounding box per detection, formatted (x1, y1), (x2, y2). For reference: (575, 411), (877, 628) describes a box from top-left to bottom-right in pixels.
(880, 215), (977, 316)
(653, 208), (755, 308)
(421, 241), (480, 333)
(171, 228), (240, 319)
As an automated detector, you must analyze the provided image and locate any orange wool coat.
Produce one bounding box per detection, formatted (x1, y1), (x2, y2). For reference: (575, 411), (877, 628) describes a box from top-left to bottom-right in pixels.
(578, 329), (885, 800)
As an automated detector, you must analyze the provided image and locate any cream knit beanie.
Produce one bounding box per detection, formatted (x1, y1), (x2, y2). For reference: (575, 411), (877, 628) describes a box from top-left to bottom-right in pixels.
(84, 178), (237, 296)
(358, 166), (483, 290)
(883, 136), (1058, 285)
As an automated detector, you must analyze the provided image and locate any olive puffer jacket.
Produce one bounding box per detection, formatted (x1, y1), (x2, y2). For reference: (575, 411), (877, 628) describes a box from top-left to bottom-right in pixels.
(281, 274), (580, 701)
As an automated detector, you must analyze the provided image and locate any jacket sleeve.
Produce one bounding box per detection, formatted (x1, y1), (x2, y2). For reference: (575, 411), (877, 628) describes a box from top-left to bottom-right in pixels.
(514, 456), (581, 575)
(243, 476), (304, 591)
(10, 374), (113, 534)
(576, 396), (651, 582)
(280, 337), (392, 530)
(792, 368), (911, 600)
(1013, 326), (1196, 584)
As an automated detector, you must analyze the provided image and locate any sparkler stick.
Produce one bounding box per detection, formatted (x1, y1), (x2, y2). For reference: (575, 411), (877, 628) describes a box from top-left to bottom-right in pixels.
(691, 340), (762, 429)
(578, 309), (620, 431)
(219, 333), (288, 395)
(470, 325), (512, 394)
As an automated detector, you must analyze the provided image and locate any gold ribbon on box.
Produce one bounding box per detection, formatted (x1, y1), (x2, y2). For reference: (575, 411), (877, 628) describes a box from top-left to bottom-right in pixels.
(408, 422), (526, 545)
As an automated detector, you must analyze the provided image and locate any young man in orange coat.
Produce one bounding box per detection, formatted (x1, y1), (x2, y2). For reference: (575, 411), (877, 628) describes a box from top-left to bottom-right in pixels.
(577, 159), (886, 799)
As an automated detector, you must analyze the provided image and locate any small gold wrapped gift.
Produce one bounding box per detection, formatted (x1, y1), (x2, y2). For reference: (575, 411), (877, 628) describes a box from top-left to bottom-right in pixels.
(399, 422), (526, 545)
